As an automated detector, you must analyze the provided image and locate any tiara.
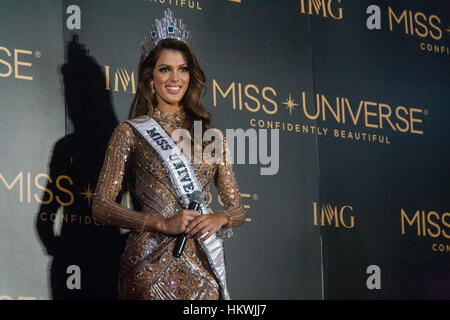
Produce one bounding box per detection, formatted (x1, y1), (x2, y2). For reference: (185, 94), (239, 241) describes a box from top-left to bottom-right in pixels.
(140, 9), (191, 58)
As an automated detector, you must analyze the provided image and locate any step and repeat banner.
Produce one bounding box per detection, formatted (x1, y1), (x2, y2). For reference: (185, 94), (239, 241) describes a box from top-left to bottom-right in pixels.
(0, 0), (448, 300)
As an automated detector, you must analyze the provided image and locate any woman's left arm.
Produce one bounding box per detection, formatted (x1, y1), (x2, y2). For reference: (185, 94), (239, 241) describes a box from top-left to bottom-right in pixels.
(186, 132), (246, 241)
(212, 133), (247, 228)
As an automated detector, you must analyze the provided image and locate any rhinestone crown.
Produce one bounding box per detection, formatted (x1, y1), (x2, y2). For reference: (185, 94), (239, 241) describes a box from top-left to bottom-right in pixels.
(141, 9), (191, 58)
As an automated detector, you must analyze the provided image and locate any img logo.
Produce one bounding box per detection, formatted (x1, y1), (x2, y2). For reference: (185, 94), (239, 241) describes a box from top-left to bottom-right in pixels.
(104, 66), (136, 94)
(312, 202), (354, 228)
(300, 0), (343, 20)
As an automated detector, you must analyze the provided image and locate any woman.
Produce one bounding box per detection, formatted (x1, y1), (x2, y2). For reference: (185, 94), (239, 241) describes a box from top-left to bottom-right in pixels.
(92, 9), (246, 300)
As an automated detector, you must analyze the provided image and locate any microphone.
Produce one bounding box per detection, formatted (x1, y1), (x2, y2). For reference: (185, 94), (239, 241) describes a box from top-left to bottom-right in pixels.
(173, 191), (204, 257)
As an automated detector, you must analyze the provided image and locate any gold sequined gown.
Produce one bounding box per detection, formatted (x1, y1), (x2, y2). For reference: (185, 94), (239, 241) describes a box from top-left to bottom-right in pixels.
(92, 109), (246, 300)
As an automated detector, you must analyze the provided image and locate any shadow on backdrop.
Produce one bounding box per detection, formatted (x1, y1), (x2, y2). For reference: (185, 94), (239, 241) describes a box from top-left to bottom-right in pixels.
(35, 34), (127, 299)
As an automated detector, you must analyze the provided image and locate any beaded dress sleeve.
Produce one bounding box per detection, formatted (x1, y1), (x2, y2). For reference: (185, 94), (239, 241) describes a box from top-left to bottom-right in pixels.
(214, 134), (247, 228)
(92, 122), (147, 233)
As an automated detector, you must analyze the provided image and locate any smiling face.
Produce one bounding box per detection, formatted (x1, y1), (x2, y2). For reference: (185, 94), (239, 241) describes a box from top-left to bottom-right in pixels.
(152, 49), (190, 107)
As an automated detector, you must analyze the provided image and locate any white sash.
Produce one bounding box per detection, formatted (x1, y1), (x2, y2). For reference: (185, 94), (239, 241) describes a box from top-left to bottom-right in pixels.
(125, 116), (230, 300)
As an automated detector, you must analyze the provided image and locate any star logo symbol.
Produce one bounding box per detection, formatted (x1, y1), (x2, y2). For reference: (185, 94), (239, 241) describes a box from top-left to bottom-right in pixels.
(282, 93), (299, 116)
(80, 183), (94, 205)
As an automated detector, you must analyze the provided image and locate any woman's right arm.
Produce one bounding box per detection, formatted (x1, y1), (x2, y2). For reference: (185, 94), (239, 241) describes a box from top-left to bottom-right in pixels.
(92, 122), (163, 233)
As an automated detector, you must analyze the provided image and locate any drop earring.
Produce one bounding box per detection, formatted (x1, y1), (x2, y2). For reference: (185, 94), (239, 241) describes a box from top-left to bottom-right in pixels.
(151, 81), (156, 95)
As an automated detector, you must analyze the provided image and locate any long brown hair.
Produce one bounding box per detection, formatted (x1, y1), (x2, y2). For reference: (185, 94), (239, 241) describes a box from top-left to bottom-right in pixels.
(128, 38), (212, 144)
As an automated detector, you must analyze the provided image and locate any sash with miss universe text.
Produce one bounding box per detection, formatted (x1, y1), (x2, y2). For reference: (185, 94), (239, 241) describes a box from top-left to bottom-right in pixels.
(125, 116), (230, 300)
